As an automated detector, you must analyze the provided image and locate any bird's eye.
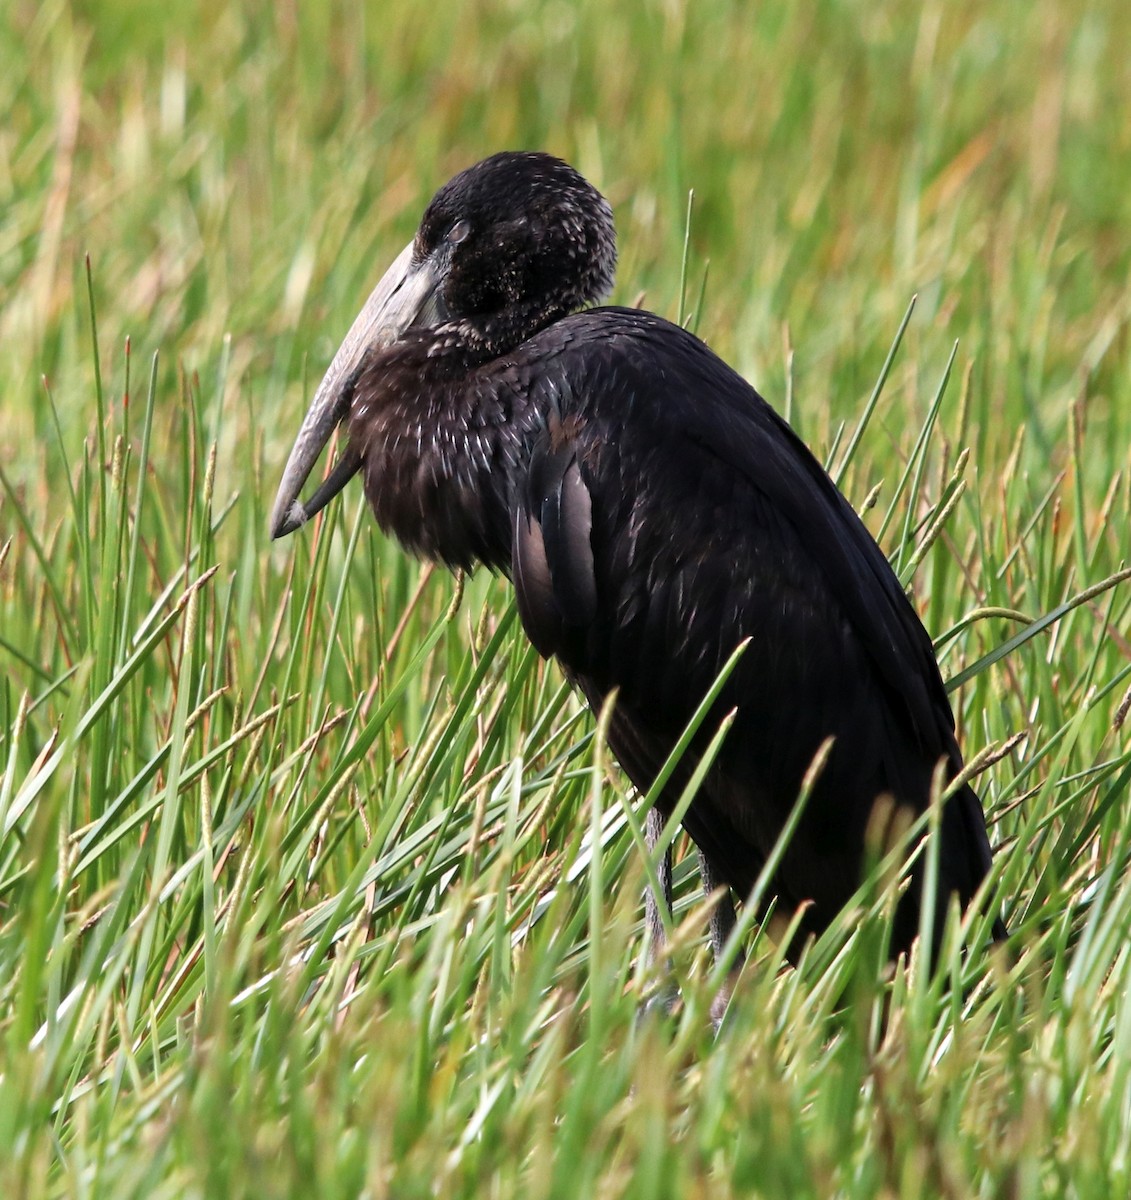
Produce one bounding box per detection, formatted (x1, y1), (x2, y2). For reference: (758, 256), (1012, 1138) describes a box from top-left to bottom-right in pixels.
(447, 219), (471, 245)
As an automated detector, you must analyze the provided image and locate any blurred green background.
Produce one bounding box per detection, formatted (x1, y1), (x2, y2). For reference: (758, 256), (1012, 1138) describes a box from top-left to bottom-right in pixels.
(5, 0), (1129, 485)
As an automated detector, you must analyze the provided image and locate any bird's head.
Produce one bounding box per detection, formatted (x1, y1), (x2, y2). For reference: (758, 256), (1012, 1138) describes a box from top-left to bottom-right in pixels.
(269, 151), (616, 539)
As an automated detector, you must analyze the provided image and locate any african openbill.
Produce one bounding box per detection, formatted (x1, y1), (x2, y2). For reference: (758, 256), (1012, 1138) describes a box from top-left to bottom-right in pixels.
(271, 151), (1005, 976)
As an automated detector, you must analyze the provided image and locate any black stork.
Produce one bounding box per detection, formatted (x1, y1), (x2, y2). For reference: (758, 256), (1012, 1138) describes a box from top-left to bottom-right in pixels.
(271, 151), (1005, 975)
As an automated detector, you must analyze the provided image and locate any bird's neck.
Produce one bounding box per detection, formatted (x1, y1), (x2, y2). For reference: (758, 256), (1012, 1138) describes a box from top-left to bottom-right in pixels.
(446, 301), (570, 364)
(348, 347), (534, 571)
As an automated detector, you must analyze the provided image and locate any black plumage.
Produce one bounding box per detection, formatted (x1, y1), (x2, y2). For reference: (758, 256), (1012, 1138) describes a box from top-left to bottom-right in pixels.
(271, 151), (1004, 963)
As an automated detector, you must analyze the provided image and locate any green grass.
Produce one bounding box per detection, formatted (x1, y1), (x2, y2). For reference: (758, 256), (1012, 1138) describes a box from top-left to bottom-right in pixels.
(2, 0), (1131, 1195)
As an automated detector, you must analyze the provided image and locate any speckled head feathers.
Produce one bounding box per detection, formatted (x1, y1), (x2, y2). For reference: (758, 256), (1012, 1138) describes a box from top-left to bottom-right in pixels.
(415, 152), (617, 344)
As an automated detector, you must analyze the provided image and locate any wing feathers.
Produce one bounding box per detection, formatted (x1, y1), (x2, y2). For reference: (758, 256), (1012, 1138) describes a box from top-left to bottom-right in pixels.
(513, 423), (597, 658)
(503, 311), (1001, 954)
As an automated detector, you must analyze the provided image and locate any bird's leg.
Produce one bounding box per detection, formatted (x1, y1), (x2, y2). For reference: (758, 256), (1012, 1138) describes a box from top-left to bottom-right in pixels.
(644, 805), (673, 965)
(640, 813), (744, 1028)
(697, 850), (744, 1030)
(696, 850), (738, 961)
(641, 806), (679, 1017)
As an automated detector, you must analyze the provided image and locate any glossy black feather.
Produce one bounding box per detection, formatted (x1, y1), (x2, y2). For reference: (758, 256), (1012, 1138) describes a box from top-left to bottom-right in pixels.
(328, 152), (1004, 961)
(506, 310), (998, 950)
